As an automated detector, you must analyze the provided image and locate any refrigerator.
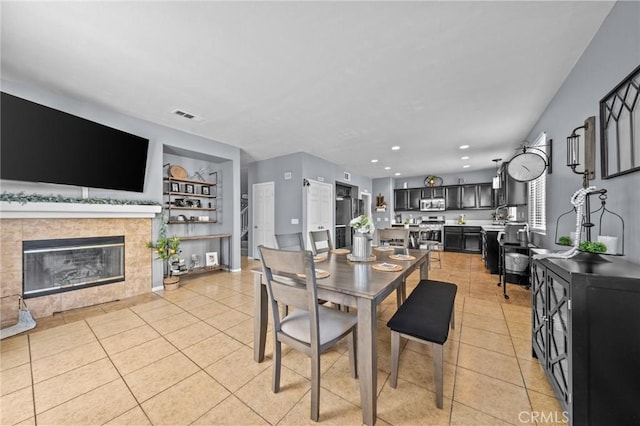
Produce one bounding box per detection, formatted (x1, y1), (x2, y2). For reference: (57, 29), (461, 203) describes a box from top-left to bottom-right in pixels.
(335, 197), (364, 248)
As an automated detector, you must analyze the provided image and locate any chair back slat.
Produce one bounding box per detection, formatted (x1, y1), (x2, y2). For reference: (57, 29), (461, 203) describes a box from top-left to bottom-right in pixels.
(275, 232), (305, 251)
(309, 230), (333, 255)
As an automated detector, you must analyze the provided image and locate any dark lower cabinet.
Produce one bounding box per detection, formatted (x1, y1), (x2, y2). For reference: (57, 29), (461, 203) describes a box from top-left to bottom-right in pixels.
(444, 226), (481, 253)
(531, 254), (640, 425)
(482, 230), (500, 273)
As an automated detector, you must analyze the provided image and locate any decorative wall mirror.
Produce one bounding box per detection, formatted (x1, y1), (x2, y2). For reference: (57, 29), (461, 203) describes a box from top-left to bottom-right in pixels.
(599, 64), (640, 179)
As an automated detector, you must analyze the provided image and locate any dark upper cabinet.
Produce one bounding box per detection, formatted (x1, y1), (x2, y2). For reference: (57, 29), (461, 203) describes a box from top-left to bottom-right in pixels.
(394, 189), (409, 211)
(445, 186), (461, 210)
(498, 163), (527, 206)
(409, 188), (422, 210)
(461, 185), (478, 208)
(478, 183), (494, 208)
(422, 187), (445, 199)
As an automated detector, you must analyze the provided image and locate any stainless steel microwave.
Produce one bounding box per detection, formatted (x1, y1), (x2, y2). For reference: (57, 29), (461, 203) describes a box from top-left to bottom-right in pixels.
(420, 198), (445, 211)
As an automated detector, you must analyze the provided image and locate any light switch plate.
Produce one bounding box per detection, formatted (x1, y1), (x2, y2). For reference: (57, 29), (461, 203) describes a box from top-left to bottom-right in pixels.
(291, 218), (299, 224)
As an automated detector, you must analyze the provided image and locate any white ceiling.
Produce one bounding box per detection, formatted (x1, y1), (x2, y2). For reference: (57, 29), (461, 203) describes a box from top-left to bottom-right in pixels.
(1, 1), (614, 179)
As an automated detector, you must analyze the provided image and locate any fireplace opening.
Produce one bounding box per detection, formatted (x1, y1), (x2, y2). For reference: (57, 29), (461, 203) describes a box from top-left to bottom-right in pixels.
(22, 236), (125, 298)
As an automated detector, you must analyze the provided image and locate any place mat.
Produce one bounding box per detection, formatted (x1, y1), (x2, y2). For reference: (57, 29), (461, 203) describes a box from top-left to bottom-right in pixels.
(296, 269), (330, 279)
(389, 254), (416, 261)
(313, 255), (326, 263)
(374, 246), (394, 252)
(331, 248), (350, 255)
(372, 263), (403, 272)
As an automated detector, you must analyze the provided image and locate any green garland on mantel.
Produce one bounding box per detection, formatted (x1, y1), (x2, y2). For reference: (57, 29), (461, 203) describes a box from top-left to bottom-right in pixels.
(0, 192), (161, 206)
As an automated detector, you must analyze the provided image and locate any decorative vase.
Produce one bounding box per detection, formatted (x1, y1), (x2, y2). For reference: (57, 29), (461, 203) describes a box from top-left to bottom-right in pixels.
(163, 275), (180, 290)
(352, 233), (372, 260)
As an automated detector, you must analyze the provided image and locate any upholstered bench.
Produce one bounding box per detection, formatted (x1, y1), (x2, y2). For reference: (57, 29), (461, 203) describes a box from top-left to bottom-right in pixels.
(386, 279), (457, 408)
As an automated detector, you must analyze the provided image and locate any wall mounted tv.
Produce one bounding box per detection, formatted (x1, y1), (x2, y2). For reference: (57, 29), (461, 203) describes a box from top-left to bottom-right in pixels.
(1, 92), (149, 193)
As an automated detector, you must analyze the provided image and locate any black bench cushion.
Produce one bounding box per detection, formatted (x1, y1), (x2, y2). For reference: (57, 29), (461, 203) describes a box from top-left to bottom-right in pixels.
(387, 280), (457, 345)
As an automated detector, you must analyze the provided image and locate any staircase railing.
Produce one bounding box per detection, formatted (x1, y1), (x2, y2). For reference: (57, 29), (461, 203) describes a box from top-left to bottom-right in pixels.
(241, 205), (249, 238)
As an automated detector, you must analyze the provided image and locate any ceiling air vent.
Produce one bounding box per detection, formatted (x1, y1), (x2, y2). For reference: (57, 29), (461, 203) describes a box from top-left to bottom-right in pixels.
(172, 109), (203, 121)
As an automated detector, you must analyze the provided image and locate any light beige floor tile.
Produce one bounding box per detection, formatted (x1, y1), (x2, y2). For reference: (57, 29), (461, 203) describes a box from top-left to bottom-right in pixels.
(518, 357), (557, 397)
(31, 340), (106, 383)
(0, 363), (31, 396)
(377, 378), (452, 425)
(235, 366), (310, 425)
(461, 311), (510, 335)
(156, 287), (201, 303)
(0, 345), (30, 371)
(457, 342), (524, 386)
(193, 395), (268, 425)
(512, 336), (537, 361)
(99, 324), (161, 355)
(189, 300), (231, 320)
(459, 325), (515, 356)
(141, 370), (229, 425)
(88, 313), (146, 339)
(450, 401), (513, 425)
(281, 344), (343, 380)
(279, 387), (364, 425)
(29, 321), (97, 360)
(205, 346), (270, 393)
(454, 367), (531, 424)
(392, 347), (457, 398)
(194, 286), (239, 300)
(222, 318), (255, 344)
(502, 304), (532, 324)
(463, 300), (505, 320)
(149, 311), (200, 335)
(0, 334), (28, 353)
(135, 303), (185, 323)
(104, 406), (151, 425)
(34, 357), (119, 414)
(0, 386), (34, 425)
(507, 321), (532, 340)
(321, 353), (387, 407)
(129, 298), (171, 314)
(204, 308), (250, 331)
(171, 294), (216, 311)
(163, 320), (219, 349)
(84, 306), (137, 326)
(61, 305), (107, 323)
(123, 351), (199, 403)
(218, 293), (254, 309)
(109, 337), (177, 376)
(527, 389), (569, 425)
(36, 379), (137, 425)
(182, 332), (244, 369)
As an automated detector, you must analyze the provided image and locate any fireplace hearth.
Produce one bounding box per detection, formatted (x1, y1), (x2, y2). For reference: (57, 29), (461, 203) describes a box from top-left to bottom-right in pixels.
(22, 236), (125, 298)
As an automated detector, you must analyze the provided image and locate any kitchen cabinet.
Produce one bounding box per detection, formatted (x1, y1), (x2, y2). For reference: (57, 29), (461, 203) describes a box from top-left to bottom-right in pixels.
(394, 188), (423, 211)
(531, 254), (640, 425)
(422, 186), (445, 199)
(445, 186), (462, 210)
(478, 183), (494, 208)
(482, 230), (500, 273)
(444, 226), (481, 253)
(461, 185), (477, 208)
(497, 163), (527, 206)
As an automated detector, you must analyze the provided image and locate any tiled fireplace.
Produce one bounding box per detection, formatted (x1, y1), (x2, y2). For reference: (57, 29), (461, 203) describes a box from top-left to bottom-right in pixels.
(1, 209), (156, 325)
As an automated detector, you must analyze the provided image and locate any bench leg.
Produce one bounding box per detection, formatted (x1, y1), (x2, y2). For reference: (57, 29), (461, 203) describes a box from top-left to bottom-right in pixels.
(433, 343), (443, 409)
(390, 330), (400, 388)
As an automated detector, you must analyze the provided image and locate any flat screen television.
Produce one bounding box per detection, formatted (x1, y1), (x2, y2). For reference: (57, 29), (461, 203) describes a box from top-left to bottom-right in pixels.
(1, 92), (149, 193)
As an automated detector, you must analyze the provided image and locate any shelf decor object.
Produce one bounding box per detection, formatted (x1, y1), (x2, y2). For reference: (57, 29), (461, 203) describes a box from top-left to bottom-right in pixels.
(599, 64), (640, 179)
(424, 175), (443, 187)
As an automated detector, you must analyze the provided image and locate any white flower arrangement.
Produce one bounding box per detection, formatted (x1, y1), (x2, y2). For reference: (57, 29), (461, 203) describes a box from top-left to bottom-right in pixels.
(350, 214), (375, 234)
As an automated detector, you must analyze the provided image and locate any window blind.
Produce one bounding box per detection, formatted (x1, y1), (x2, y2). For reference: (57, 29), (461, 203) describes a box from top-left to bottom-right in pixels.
(528, 133), (547, 233)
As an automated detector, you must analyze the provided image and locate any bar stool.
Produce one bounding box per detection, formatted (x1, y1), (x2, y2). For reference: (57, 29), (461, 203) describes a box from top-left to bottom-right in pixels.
(424, 240), (443, 269)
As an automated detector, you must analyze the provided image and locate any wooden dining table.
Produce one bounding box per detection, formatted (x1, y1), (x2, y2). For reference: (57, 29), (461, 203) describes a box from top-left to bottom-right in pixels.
(252, 247), (429, 426)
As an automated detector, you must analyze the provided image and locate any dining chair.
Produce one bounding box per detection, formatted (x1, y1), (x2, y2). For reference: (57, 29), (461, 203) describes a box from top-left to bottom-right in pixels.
(258, 245), (358, 422)
(309, 229), (333, 255)
(275, 232), (305, 251)
(377, 228), (410, 248)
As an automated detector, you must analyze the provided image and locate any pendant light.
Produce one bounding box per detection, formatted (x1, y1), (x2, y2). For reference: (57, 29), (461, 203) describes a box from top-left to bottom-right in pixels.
(492, 158), (502, 189)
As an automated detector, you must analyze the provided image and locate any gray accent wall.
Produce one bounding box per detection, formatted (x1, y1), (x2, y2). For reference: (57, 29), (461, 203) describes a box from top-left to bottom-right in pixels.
(1, 79), (243, 281)
(247, 152), (372, 258)
(525, 1), (640, 262)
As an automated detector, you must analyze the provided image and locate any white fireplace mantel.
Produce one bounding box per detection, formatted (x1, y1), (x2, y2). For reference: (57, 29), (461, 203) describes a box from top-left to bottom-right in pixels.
(0, 201), (162, 219)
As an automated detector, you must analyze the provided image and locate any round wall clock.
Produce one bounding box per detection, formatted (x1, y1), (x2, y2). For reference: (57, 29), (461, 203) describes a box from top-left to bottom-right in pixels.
(507, 151), (547, 182)
(424, 176), (443, 187)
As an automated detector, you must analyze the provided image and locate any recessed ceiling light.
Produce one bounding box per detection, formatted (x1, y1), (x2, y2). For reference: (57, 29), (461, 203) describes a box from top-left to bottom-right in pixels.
(463, 164), (471, 168)
(459, 145), (470, 150)
(384, 166), (391, 170)
(395, 172), (401, 176)
(371, 159), (378, 163)
(461, 156), (470, 160)
(391, 146), (400, 151)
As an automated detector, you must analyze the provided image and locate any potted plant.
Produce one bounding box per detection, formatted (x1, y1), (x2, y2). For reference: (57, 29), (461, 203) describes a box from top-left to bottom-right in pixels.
(147, 212), (181, 290)
(350, 214), (375, 260)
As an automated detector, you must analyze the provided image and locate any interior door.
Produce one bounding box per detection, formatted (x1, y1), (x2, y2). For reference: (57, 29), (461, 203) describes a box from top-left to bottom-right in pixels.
(252, 181), (275, 257)
(305, 179), (333, 248)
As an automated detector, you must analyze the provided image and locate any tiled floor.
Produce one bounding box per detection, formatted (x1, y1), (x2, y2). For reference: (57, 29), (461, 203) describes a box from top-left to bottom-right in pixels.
(0, 252), (565, 425)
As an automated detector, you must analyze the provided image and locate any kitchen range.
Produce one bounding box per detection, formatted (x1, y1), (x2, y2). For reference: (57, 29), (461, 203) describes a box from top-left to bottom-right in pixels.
(392, 215), (444, 248)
